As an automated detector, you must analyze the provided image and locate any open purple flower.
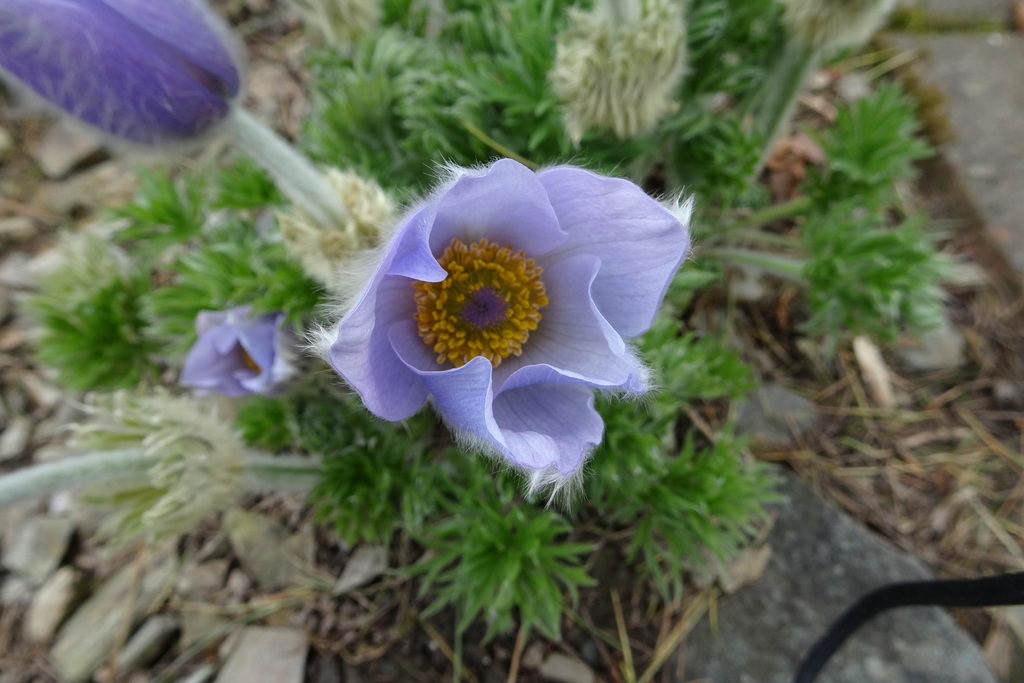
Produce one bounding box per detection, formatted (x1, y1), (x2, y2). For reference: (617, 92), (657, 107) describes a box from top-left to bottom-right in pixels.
(321, 159), (692, 486)
(0, 0), (242, 145)
(182, 307), (296, 397)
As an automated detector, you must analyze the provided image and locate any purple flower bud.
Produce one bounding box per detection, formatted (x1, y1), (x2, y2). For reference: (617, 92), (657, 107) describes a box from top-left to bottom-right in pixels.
(0, 0), (242, 145)
(181, 307), (296, 397)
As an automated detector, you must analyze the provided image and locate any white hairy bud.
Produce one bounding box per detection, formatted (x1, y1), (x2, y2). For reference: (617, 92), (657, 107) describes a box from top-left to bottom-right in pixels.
(550, 0), (687, 143)
(778, 0), (896, 51)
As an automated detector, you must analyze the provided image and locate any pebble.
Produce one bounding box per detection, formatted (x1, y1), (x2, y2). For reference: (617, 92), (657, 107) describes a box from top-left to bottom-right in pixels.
(49, 552), (177, 683)
(333, 545), (388, 595)
(114, 613), (180, 675)
(32, 120), (103, 179)
(0, 415), (31, 461)
(214, 626), (308, 683)
(0, 126), (13, 161)
(538, 652), (596, 683)
(176, 559), (230, 599)
(735, 383), (820, 446)
(1, 516), (76, 586)
(898, 315), (966, 372)
(223, 508), (315, 590)
(25, 566), (84, 642)
(0, 216), (35, 242)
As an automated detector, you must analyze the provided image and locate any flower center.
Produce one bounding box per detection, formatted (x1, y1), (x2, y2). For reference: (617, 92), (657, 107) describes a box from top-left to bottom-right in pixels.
(239, 348), (262, 372)
(414, 238), (549, 368)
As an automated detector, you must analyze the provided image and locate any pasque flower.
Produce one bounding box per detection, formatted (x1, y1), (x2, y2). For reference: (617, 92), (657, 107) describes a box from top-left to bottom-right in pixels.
(319, 159), (691, 488)
(182, 307), (297, 397)
(0, 0), (242, 145)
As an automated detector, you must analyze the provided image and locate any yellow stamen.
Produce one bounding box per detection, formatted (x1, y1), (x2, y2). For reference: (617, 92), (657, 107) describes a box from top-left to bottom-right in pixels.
(413, 238), (549, 368)
(240, 348), (261, 372)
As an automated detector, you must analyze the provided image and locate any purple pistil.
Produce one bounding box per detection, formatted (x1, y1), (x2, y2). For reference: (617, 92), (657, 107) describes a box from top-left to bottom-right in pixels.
(460, 286), (509, 330)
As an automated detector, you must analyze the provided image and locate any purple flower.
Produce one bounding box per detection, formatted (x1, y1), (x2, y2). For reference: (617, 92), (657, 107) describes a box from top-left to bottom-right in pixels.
(182, 307), (296, 397)
(321, 159), (692, 486)
(0, 0), (242, 145)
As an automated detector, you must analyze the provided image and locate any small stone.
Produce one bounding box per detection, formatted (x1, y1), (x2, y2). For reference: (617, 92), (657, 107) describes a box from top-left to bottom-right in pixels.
(176, 559), (229, 599)
(0, 216), (35, 242)
(114, 614), (180, 674)
(214, 626), (308, 683)
(32, 160), (136, 216)
(0, 126), (13, 161)
(0, 415), (31, 461)
(223, 509), (315, 590)
(899, 316), (966, 372)
(2, 516), (76, 586)
(180, 604), (233, 650)
(538, 652), (596, 683)
(32, 120), (103, 178)
(14, 371), (64, 412)
(49, 552), (177, 683)
(0, 574), (33, 606)
(25, 566), (84, 642)
(0, 252), (34, 290)
(735, 384), (819, 447)
(334, 545), (388, 595)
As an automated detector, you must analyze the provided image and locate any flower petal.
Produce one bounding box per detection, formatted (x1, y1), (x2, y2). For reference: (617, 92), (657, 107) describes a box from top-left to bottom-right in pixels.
(329, 274), (427, 421)
(0, 0), (238, 144)
(494, 253), (645, 393)
(491, 383), (603, 474)
(385, 206), (447, 282)
(538, 166), (690, 337)
(181, 332), (249, 396)
(429, 159), (568, 255)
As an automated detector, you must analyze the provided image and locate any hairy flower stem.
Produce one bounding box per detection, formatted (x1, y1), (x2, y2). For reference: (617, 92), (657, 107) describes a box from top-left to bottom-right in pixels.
(752, 40), (820, 179)
(0, 449), (158, 506)
(702, 247), (807, 283)
(0, 449), (324, 506)
(242, 453), (326, 492)
(717, 196), (814, 237)
(222, 106), (350, 229)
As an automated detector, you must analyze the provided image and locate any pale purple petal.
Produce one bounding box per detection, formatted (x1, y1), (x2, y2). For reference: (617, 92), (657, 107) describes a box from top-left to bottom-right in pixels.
(429, 159), (568, 255)
(493, 254), (645, 393)
(491, 383), (603, 474)
(0, 0), (240, 144)
(329, 275), (427, 420)
(538, 166), (690, 338)
(181, 306), (293, 397)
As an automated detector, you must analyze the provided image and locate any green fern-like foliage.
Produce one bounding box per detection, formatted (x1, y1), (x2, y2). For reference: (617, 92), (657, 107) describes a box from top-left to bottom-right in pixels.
(26, 235), (159, 390)
(145, 218), (323, 357)
(411, 473), (595, 642)
(112, 168), (206, 258)
(802, 204), (948, 352)
(807, 82), (932, 207)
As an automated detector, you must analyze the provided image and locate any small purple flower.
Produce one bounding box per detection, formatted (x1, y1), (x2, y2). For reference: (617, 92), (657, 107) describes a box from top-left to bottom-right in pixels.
(0, 0), (242, 145)
(182, 307), (296, 397)
(321, 159), (692, 487)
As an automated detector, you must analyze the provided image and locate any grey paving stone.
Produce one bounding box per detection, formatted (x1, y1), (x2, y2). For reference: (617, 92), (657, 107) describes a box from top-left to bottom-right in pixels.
(678, 469), (996, 683)
(896, 0), (1017, 23)
(892, 33), (1024, 274)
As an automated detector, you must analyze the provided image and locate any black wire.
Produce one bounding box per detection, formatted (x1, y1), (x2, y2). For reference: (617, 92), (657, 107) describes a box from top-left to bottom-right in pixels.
(793, 571), (1024, 683)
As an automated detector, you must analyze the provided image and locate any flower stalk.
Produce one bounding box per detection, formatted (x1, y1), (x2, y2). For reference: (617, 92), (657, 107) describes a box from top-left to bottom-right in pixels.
(0, 449), (323, 507)
(701, 247), (808, 283)
(222, 106), (350, 230)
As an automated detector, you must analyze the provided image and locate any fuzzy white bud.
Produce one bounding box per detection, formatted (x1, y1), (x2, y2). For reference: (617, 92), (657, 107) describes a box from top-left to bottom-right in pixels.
(778, 0), (896, 51)
(283, 0), (380, 44)
(71, 391), (247, 542)
(277, 168), (396, 288)
(550, 0), (687, 143)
